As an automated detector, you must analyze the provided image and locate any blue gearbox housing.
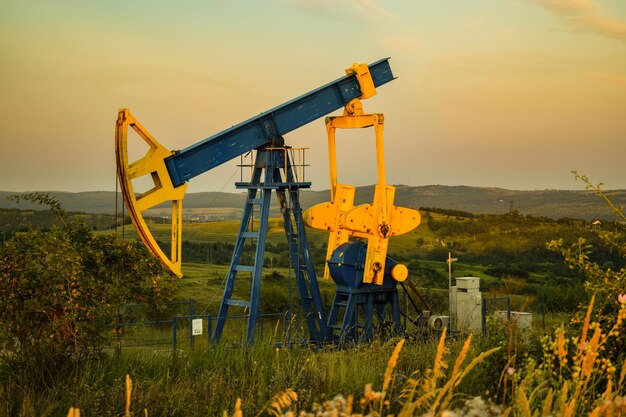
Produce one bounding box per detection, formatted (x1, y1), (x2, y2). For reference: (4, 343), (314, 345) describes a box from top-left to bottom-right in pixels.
(327, 241), (403, 290)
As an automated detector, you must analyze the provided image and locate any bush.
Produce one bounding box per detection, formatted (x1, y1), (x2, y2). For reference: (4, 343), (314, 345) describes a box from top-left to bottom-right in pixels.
(0, 194), (176, 373)
(547, 173), (626, 371)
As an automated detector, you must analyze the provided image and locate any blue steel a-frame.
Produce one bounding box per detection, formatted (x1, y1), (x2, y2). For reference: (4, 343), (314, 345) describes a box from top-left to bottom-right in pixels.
(212, 146), (331, 345)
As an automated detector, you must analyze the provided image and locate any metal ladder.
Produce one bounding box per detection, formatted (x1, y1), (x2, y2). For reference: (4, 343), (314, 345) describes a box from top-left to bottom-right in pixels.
(213, 147), (329, 345)
(276, 171), (329, 343)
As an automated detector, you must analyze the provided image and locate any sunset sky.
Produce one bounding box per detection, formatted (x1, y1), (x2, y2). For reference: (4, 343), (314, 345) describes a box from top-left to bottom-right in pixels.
(1, 0), (625, 194)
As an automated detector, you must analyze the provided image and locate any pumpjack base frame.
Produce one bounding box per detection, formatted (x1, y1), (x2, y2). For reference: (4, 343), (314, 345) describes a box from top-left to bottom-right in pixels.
(328, 284), (402, 344)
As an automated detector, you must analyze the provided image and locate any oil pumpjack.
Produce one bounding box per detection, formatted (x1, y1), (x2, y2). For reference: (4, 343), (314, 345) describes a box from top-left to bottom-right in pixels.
(115, 59), (421, 345)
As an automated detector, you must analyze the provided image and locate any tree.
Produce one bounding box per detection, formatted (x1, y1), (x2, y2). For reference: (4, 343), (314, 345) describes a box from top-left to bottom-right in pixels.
(0, 194), (176, 371)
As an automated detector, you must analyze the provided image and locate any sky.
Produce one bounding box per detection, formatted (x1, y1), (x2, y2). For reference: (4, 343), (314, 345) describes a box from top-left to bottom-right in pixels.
(1, 0), (625, 194)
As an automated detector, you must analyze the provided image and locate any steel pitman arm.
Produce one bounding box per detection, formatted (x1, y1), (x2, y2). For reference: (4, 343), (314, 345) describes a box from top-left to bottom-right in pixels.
(303, 65), (421, 285)
(115, 59), (396, 277)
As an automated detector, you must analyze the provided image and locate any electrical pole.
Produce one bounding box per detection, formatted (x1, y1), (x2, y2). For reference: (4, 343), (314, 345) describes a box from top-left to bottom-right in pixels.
(447, 252), (458, 330)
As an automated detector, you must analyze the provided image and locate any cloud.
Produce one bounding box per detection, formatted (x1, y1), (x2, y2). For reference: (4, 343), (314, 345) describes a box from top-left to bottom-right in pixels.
(531, 0), (597, 16)
(285, 0), (397, 23)
(530, 0), (626, 43)
(590, 72), (626, 88)
(575, 15), (626, 42)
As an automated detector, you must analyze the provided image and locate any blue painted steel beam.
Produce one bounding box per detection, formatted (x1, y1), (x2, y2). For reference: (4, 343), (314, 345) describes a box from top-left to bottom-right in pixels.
(164, 58), (395, 187)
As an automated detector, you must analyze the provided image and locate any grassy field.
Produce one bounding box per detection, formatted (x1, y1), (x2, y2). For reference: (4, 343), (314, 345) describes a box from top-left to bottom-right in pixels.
(113, 214), (439, 258)
(6, 302), (622, 417)
(6, 209), (617, 416)
(104, 210), (583, 336)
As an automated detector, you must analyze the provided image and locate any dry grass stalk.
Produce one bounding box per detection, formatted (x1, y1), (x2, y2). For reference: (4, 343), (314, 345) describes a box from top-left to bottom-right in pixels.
(541, 389), (554, 417)
(346, 395), (354, 415)
(619, 360), (626, 389)
(432, 328), (448, 386)
(581, 325), (601, 380)
(430, 334), (472, 413)
(382, 338), (405, 395)
(580, 295), (595, 348)
(449, 335), (472, 389)
(126, 374), (132, 417)
(256, 388), (298, 417)
(66, 407), (80, 417)
(517, 386), (531, 417)
(397, 331), (499, 417)
(398, 330), (449, 415)
(233, 398), (243, 417)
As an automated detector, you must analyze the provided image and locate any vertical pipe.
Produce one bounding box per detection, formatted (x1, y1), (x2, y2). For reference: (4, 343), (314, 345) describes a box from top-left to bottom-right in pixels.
(300, 148), (304, 182)
(326, 119), (338, 201)
(374, 116), (388, 218)
(448, 252), (452, 329)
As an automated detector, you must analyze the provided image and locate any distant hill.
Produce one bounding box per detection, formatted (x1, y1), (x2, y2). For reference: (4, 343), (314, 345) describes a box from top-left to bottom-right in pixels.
(1, 185), (624, 221)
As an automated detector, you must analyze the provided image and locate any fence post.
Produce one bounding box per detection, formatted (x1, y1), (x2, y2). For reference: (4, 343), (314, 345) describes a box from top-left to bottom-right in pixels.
(173, 316), (178, 354)
(189, 300), (196, 351)
(190, 316), (195, 351)
(481, 298), (487, 336)
(207, 315), (213, 346)
(507, 298), (511, 320)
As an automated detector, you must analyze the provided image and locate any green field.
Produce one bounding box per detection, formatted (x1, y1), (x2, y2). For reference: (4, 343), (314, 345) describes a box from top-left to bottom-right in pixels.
(109, 209), (595, 317)
(3, 202), (625, 416)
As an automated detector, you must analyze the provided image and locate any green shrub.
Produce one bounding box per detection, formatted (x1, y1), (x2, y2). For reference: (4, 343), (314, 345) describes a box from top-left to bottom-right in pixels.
(0, 194), (176, 374)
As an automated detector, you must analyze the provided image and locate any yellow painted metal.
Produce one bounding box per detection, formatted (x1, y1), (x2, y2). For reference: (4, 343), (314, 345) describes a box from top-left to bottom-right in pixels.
(345, 63), (377, 100)
(391, 264), (409, 282)
(303, 184), (355, 280)
(115, 108), (187, 277)
(303, 62), (420, 285)
(304, 111), (421, 284)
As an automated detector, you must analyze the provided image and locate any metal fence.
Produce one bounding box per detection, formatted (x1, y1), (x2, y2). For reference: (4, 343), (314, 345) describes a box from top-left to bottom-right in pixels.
(112, 305), (309, 352)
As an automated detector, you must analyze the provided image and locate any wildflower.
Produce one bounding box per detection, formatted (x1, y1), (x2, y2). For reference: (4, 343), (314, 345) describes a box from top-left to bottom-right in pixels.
(619, 294), (626, 304)
(507, 367), (515, 376)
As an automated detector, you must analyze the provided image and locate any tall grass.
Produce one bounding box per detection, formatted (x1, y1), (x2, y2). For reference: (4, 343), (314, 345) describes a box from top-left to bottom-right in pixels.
(3, 299), (624, 416)
(47, 296), (626, 417)
(3, 337), (444, 416)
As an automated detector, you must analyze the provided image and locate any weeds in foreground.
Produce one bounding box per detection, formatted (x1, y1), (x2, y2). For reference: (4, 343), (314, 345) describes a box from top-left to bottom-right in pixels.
(507, 294), (626, 417)
(63, 295), (626, 416)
